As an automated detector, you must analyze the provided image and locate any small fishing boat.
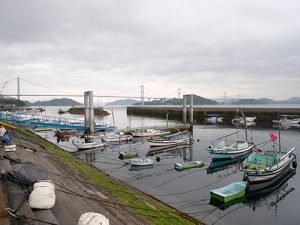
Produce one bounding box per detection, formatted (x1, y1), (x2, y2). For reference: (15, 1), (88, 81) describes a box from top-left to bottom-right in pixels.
(232, 116), (256, 124)
(174, 161), (204, 171)
(272, 115), (300, 129)
(210, 182), (247, 203)
(148, 131), (190, 148)
(72, 136), (105, 150)
(102, 132), (132, 143)
(242, 147), (297, 192)
(204, 114), (223, 123)
(232, 108), (256, 125)
(208, 140), (254, 161)
(119, 150), (139, 160)
(131, 129), (170, 138)
(130, 158), (154, 166)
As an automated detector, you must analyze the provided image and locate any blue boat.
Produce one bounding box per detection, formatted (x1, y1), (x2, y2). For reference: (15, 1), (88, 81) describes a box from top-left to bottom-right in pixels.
(208, 140), (254, 161)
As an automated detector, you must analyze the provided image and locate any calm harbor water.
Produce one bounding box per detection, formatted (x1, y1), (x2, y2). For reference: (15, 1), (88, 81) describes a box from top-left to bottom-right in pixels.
(37, 106), (300, 225)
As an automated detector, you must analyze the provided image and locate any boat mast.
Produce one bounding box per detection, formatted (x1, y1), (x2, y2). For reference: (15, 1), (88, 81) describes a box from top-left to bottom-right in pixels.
(241, 109), (248, 141)
(278, 111), (281, 153)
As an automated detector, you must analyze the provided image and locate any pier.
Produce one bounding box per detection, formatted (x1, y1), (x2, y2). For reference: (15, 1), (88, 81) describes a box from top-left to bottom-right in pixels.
(127, 105), (300, 125)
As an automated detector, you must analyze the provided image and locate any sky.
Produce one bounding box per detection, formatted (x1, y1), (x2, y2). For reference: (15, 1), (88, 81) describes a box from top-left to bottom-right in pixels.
(0, 0), (300, 102)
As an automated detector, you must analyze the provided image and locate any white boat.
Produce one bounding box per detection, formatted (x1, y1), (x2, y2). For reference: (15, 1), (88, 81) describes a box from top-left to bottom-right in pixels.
(131, 129), (170, 138)
(130, 158), (154, 166)
(232, 116), (256, 124)
(204, 114), (223, 123)
(242, 147), (297, 192)
(148, 132), (190, 148)
(273, 115), (300, 127)
(72, 136), (105, 150)
(101, 132), (132, 143)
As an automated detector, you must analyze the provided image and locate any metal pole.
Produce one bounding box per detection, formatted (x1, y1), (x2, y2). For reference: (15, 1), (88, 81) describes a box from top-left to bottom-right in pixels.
(189, 94), (194, 124)
(166, 112), (169, 128)
(17, 77), (20, 100)
(88, 91), (94, 133)
(84, 92), (89, 128)
(189, 94), (194, 134)
(183, 95), (187, 125)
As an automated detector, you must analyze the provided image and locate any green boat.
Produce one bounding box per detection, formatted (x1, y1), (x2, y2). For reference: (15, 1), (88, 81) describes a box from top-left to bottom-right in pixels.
(174, 161), (204, 171)
(210, 182), (247, 203)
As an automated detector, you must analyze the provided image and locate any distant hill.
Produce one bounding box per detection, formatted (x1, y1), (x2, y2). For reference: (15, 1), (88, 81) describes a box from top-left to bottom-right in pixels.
(232, 98), (270, 105)
(230, 97), (300, 105)
(134, 95), (218, 105)
(28, 98), (82, 106)
(0, 97), (26, 106)
(105, 99), (139, 106)
(278, 97), (300, 104)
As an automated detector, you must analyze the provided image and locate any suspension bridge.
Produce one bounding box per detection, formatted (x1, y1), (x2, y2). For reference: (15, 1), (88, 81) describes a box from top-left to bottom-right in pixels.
(0, 77), (180, 131)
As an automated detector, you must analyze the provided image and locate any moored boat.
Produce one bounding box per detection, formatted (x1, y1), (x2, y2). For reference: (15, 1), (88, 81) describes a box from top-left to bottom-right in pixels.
(131, 129), (170, 138)
(210, 182), (247, 203)
(148, 131), (190, 148)
(241, 147), (297, 192)
(130, 158), (154, 166)
(102, 132), (132, 143)
(208, 140), (255, 161)
(72, 136), (105, 150)
(174, 161), (204, 171)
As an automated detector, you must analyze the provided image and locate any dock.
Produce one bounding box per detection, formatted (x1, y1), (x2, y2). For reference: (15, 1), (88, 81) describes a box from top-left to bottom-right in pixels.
(127, 105), (300, 125)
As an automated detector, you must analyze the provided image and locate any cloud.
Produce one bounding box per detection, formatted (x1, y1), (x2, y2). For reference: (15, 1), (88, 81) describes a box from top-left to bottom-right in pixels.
(0, 0), (300, 101)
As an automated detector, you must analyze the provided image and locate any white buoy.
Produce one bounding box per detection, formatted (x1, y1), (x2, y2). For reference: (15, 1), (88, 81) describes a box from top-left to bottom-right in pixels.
(78, 212), (109, 225)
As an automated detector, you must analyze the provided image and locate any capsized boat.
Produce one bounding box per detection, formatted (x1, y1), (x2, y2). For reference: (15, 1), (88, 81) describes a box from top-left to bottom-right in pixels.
(148, 131), (190, 148)
(241, 147), (297, 192)
(130, 158), (154, 166)
(174, 161), (204, 171)
(72, 136), (105, 150)
(210, 182), (247, 203)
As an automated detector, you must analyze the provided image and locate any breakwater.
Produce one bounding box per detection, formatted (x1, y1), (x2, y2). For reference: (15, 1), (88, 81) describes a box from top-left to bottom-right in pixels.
(127, 105), (300, 126)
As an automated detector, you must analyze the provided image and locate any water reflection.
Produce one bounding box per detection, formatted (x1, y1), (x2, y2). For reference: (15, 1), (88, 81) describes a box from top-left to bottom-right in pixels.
(245, 168), (296, 217)
(207, 153), (250, 174)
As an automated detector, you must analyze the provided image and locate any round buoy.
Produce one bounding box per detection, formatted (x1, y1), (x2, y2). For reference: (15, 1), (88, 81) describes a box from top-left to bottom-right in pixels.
(197, 139), (200, 142)
(156, 156), (161, 162)
(1, 134), (11, 143)
(292, 161), (297, 169)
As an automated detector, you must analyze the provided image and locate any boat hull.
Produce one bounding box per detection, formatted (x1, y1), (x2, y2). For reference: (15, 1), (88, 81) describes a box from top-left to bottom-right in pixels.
(210, 182), (247, 203)
(72, 139), (105, 150)
(244, 153), (296, 192)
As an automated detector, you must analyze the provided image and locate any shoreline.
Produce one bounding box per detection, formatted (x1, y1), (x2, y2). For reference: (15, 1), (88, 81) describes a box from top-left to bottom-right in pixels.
(12, 126), (203, 225)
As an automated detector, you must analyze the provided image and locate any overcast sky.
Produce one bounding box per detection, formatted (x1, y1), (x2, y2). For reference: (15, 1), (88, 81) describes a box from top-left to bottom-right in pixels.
(1, 0), (300, 102)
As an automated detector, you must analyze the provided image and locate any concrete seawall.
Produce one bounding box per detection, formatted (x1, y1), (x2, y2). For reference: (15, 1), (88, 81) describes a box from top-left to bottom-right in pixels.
(127, 105), (300, 126)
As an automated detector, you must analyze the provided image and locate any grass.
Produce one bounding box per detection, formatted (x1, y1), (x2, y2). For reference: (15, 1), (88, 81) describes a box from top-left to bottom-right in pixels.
(15, 126), (201, 225)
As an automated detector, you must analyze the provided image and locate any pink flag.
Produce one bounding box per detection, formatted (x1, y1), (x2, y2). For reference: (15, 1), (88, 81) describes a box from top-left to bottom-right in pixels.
(270, 132), (277, 142)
